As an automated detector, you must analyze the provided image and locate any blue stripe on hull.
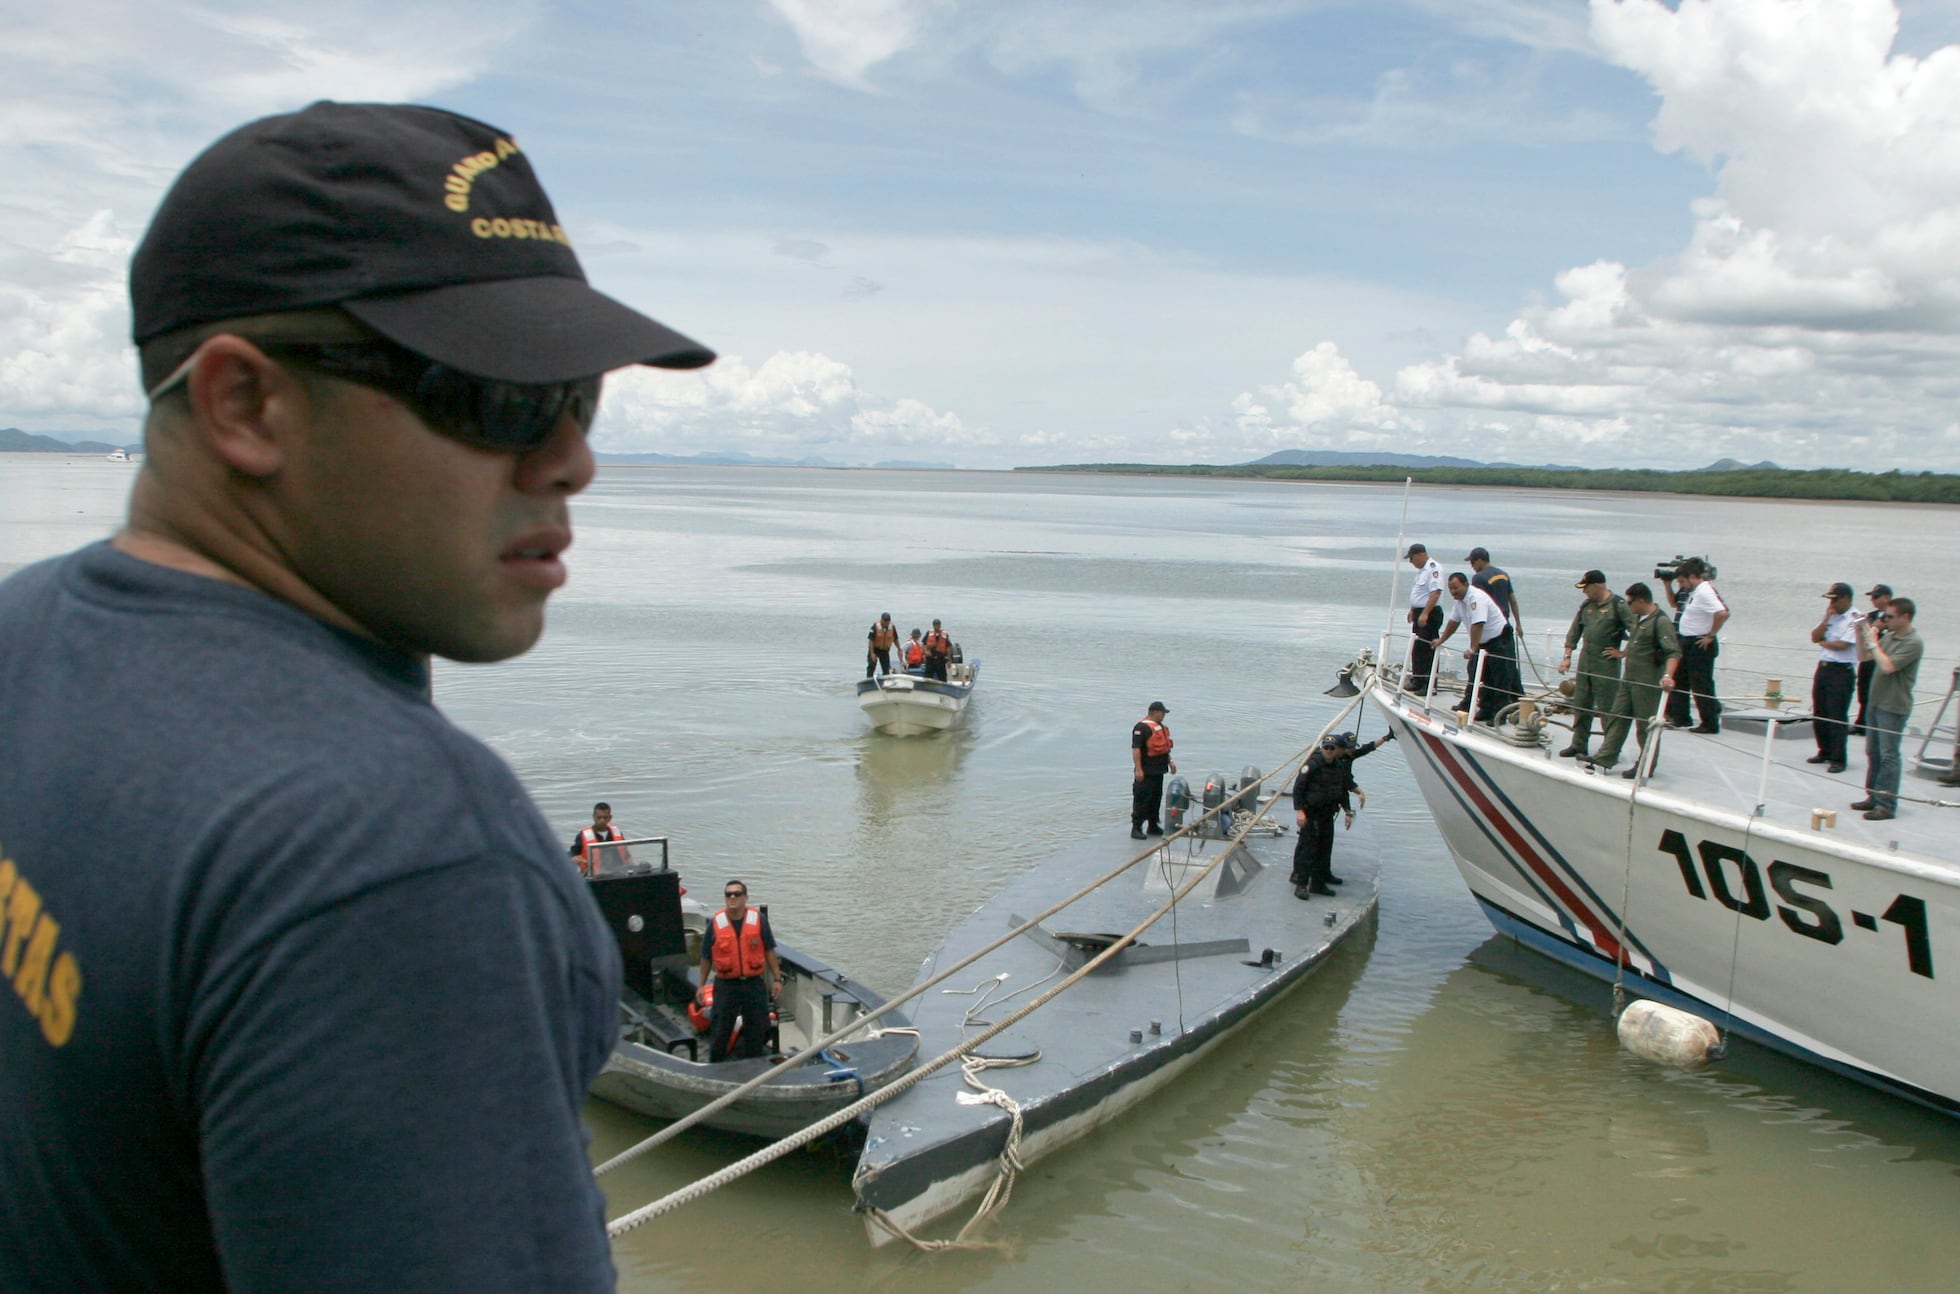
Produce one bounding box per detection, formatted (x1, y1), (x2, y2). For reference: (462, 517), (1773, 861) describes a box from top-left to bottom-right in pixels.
(1472, 896), (1960, 1118)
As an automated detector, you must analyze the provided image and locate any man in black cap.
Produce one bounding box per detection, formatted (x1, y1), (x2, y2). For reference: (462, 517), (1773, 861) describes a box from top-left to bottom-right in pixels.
(1466, 546), (1522, 633)
(1131, 701), (1177, 838)
(1808, 582), (1861, 772)
(1290, 729), (1393, 898)
(1558, 570), (1634, 765)
(1853, 583), (1893, 735)
(0, 103), (714, 1292)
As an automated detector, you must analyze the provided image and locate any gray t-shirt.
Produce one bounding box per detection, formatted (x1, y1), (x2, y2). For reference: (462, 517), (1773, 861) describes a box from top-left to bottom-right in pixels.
(0, 543), (620, 1292)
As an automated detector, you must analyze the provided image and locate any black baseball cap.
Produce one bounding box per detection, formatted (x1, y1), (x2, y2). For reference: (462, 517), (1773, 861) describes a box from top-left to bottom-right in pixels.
(1868, 583), (1893, 598)
(1823, 581), (1854, 599)
(1466, 547), (1490, 562)
(1406, 543), (1426, 555)
(1148, 701), (1169, 714)
(1575, 569), (1607, 588)
(131, 102), (714, 384)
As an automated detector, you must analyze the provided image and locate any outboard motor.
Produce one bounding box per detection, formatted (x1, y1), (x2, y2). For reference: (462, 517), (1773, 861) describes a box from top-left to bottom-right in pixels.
(1228, 764), (1262, 814)
(1163, 774), (1191, 832)
(1200, 771), (1228, 837)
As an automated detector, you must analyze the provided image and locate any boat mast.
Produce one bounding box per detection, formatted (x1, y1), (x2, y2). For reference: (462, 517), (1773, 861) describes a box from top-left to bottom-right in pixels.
(1379, 476), (1414, 665)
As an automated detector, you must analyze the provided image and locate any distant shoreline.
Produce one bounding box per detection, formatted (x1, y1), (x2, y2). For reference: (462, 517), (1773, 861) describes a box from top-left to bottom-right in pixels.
(1015, 462), (1960, 505)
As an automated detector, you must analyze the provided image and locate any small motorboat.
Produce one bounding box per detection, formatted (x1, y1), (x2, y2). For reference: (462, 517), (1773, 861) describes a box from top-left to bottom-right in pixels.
(850, 765), (1380, 1245)
(583, 838), (919, 1140)
(857, 651), (979, 736)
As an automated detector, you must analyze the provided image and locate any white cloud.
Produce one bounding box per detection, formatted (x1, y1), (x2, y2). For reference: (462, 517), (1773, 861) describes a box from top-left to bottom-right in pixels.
(768, 0), (929, 88)
(593, 351), (986, 462)
(1249, 0), (1960, 469)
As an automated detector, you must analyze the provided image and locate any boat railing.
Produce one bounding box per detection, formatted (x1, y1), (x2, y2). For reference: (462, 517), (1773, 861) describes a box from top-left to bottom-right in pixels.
(1373, 624), (1960, 827)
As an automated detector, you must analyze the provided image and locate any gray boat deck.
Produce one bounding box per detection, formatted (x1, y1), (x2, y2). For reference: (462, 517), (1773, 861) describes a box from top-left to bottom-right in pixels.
(853, 795), (1380, 1238)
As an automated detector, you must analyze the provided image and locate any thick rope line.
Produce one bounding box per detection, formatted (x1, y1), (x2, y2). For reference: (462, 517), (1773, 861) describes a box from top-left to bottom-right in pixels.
(602, 699), (1363, 1237)
(593, 699), (1358, 1180)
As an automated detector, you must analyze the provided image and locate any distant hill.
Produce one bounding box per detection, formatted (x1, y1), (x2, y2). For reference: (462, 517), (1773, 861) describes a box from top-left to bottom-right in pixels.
(1699, 458), (1782, 471)
(1, 428), (135, 454)
(597, 450), (954, 469)
(1248, 448), (1487, 469)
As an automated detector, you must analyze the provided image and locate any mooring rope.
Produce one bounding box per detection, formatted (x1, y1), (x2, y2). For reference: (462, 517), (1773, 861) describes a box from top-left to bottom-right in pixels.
(601, 697), (1365, 1239)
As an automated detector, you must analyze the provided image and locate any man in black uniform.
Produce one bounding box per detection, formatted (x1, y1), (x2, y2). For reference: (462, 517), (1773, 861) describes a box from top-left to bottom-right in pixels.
(1290, 730), (1393, 898)
(1131, 701), (1176, 839)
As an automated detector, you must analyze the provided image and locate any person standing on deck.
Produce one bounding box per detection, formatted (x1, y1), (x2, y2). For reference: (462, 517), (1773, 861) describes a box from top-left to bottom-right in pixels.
(1290, 730), (1393, 899)
(1667, 558), (1729, 733)
(1807, 582), (1861, 774)
(867, 612), (900, 678)
(1590, 583), (1680, 778)
(0, 101), (717, 1292)
(1853, 583), (1893, 735)
(696, 880), (783, 1063)
(1852, 598), (1923, 821)
(1466, 547), (1523, 634)
(1436, 572), (1518, 724)
(1131, 702), (1176, 839)
(1558, 570), (1635, 765)
(1405, 543), (1445, 695)
(923, 618), (952, 681)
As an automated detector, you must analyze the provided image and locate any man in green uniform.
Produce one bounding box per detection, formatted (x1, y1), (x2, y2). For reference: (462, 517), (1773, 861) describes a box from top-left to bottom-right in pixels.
(1591, 582), (1681, 779)
(1558, 569), (1636, 764)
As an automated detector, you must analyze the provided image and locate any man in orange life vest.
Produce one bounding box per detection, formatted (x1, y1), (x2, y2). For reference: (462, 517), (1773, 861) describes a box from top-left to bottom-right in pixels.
(567, 802), (626, 876)
(923, 618), (952, 681)
(696, 880), (783, 1063)
(867, 612), (900, 678)
(903, 628), (926, 670)
(1131, 701), (1177, 839)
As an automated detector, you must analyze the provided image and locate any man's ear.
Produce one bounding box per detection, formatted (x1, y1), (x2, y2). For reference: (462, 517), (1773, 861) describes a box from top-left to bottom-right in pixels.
(179, 336), (312, 478)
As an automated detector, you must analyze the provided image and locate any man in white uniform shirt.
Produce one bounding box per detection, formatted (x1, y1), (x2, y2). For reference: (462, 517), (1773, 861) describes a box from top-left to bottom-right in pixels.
(1437, 571), (1518, 723)
(1806, 581), (1861, 773)
(1668, 558), (1730, 733)
(1405, 542), (1446, 694)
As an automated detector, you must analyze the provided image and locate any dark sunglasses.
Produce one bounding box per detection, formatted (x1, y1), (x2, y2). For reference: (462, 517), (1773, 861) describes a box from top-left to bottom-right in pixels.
(261, 341), (600, 451)
(724, 890), (746, 898)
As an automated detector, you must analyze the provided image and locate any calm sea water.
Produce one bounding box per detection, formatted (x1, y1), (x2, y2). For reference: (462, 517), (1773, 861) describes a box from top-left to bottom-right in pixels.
(6, 455), (1959, 1291)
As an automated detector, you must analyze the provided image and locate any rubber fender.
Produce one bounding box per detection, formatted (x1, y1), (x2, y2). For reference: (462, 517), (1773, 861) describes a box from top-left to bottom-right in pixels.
(1617, 999), (1721, 1068)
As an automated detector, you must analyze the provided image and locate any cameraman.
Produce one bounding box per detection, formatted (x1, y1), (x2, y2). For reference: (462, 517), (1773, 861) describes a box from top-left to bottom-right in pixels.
(1667, 558), (1729, 733)
(1853, 584), (1892, 735)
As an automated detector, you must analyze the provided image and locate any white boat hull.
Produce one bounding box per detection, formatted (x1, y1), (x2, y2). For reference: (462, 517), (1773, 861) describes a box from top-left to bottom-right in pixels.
(1365, 665), (1960, 1115)
(856, 662), (978, 736)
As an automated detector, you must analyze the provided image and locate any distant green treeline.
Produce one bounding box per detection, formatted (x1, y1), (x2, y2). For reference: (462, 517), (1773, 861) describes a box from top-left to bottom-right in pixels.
(1021, 462), (1960, 504)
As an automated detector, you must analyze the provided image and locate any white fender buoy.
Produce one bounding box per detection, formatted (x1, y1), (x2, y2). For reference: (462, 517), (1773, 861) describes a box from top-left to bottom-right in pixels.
(1617, 999), (1722, 1068)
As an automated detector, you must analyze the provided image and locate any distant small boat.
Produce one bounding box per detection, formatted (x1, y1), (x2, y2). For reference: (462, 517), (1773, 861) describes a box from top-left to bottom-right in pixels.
(105, 449), (129, 462)
(857, 656), (979, 736)
(584, 838), (919, 1140)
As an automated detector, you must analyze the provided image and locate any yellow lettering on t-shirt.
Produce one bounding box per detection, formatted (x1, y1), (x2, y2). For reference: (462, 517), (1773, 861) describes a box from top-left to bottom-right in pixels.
(13, 913), (56, 1015)
(2, 873), (40, 978)
(0, 853), (84, 1048)
(42, 952), (81, 1046)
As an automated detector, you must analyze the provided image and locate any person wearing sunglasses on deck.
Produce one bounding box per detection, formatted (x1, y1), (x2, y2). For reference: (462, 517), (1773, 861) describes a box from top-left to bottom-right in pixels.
(0, 102), (713, 1293)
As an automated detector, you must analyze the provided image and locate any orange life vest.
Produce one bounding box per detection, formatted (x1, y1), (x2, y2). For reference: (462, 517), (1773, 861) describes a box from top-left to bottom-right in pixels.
(871, 624), (898, 649)
(709, 908), (769, 979)
(574, 825), (621, 876)
(1140, 718), (1172, 757)
(905, 640), (925, 666)
(924, 629), (950, 655)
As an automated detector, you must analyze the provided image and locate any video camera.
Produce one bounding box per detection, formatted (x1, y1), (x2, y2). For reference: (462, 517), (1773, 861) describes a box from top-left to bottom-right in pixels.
(1654, 555), (1717, 583)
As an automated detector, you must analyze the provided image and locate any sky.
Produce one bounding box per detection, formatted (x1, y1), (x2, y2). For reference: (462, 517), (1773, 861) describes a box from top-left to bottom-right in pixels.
(7, 0), (1960, 470)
